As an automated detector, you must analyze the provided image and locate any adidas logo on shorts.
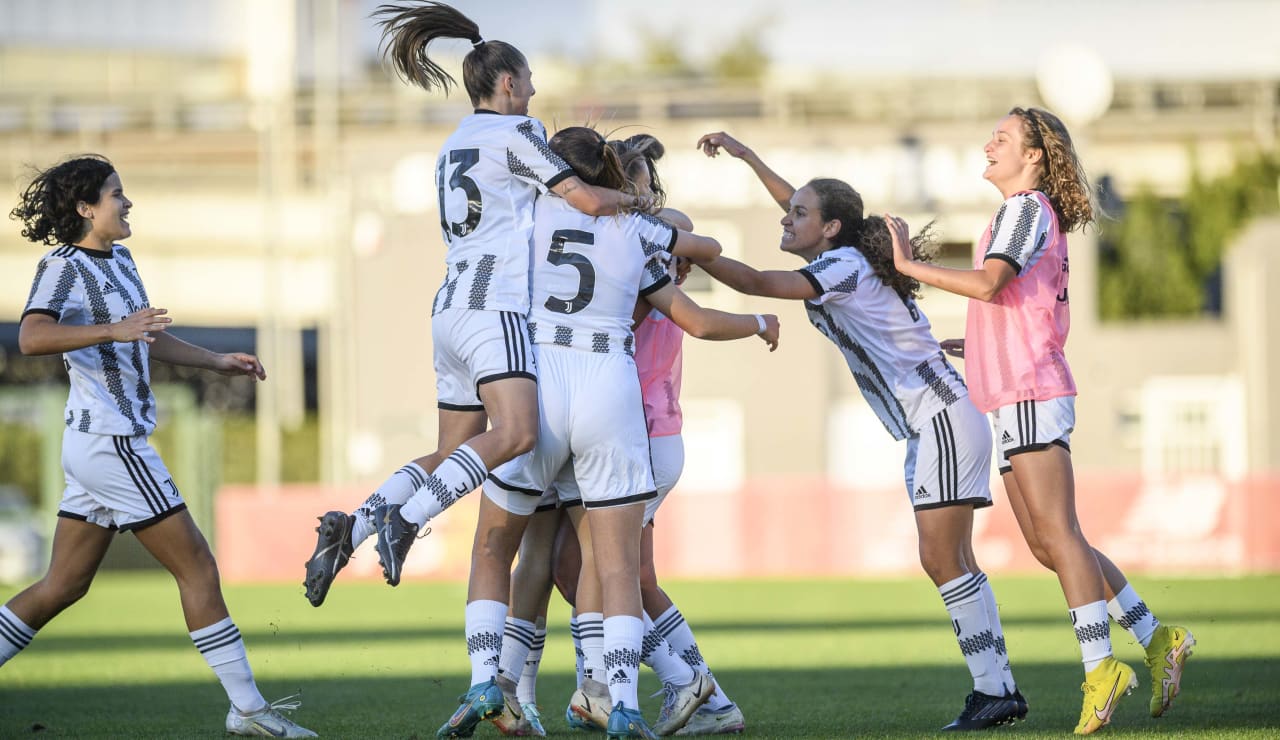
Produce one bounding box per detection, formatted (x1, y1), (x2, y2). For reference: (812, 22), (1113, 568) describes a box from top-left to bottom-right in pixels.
(610, 669), (630, 685)
(1001, 430), (1014, 444)
(914, 486), (928, 500)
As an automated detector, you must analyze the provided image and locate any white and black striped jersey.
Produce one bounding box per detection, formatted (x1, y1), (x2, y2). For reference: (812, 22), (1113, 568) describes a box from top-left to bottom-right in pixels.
(799, 246), (968, 441)
(983, 192), (1054, 274)
(526, 197), (675, 355)
(22, 244), (156, 437)
(432, 111), (575, 316)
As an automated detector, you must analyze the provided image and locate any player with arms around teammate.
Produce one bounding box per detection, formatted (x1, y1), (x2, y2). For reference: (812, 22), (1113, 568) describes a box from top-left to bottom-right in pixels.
(445, 126), (777, 739)
(1, 155), (315, 737)
(302, 1), (652, 606)
(697, 131), (1028, 731)
(886, 107), (1194, 735)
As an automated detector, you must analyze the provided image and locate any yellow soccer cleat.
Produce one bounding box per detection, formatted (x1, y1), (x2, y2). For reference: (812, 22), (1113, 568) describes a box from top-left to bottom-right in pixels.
(1074, 657), (1138, 735)
(1145, 625), (1195, 717)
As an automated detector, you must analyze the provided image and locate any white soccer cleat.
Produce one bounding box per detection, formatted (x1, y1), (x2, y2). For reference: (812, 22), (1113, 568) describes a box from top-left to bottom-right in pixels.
(226, 696), (318, 737)
(568, 678), (612, 730)
(652, 672), (714, 735)
(673, 703), (746, 736)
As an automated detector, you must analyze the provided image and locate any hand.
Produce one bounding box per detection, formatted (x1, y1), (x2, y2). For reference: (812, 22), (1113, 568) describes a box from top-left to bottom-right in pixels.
(213, 352), (267, 380)
(940, 338), (965, 359)
(758, 314), (780, 352)
(631, 193), (655, 213)
(674, 256), (692, 285)
(112, 307), (171, 344)
(883, 214), (913, 266)
(696, 131), (751, 159)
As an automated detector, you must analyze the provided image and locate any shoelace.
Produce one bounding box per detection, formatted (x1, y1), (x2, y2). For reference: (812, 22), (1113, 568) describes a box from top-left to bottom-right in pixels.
(650, 684), (680, 721)
(266, 695), (303, 714)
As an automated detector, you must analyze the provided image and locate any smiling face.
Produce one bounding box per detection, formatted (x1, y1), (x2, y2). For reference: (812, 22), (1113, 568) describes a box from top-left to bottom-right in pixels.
(780, 185), (836, 260)
(505, 64), (535, 116)
(77, 171), (131, 250)
(983, 114), (1043, 197)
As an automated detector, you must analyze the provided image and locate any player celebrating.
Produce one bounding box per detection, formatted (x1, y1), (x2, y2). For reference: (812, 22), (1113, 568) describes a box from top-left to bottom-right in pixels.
(696, 131), (1027, 731)
(302, 0), (648, 606)
(886, 107), (1194, 735)
(2, 155), (315, 737)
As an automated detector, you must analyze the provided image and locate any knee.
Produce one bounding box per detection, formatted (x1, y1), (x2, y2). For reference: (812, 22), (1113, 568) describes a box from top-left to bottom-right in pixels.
(918, 548), (961, 586)
(40, 573), (94, 611)
(639, 559), (659, 596)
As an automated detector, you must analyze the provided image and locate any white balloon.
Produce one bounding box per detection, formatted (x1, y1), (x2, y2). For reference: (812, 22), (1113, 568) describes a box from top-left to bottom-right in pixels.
(1036, 44), (1114, 126)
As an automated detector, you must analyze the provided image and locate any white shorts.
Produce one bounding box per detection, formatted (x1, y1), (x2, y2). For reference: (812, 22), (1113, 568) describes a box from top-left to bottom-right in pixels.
(58, 429), (186, 531)
(643, 434), (684, 526)
(483, 346), (656, 516)
(904, 401), (993, 511)
(991, 396), (1075, 473)
(433, 308), (535, 411)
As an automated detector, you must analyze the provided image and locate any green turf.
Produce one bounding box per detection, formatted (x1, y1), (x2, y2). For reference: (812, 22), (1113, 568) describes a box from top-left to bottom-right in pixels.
(2, 573), (1278, 738)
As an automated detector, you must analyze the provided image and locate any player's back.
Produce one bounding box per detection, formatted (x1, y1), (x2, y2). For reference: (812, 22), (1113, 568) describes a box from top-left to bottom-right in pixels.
(527, 197), (674, 355)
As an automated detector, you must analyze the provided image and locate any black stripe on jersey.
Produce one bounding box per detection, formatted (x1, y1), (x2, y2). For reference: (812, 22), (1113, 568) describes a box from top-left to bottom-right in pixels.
(639, 274), (671, 297)
(193, 623), (243, 654)
(1000, 197), (1039, 268)
(113, 436), (165, 515)
(515, 119), (570, 171)
(932, 410), (959, 502)
(544, 168), (574, 190)
(582, 489), (657, 509)
(21, 308), (61, 321)
(24, 258), (50, 311)
(987, 202), (1008, 255)
(74, 261), (145, 435)
(915, 359), (961, 408)
(110, 251), (151, 306)
(78, 409), (92, 433)
(984, 253), (1022, 273)
(37, 259), (79, 317)
(486, 472), (543, 497)
(797, 269), (825, 297)
(500, 311), (528, 373)
(467, 255), (497, 311)
(643, 259), (669, 286)
(636, 212), (678, 253)
(808, 303), (911, 438)
(507, 150), (541, 183)
(439, 401), (486, 412)
(476, 370), (536, 386)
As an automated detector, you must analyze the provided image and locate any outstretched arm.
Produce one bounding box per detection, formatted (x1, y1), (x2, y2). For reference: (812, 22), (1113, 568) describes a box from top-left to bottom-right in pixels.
(699, 255), (819, 301)
(644, 283), (779, 351)
(884, 214), (1014, 302)
(697, 131), (795, 212)
(552, 175), (650, 217)
(150, 332), (267, 379)
(18, 308), (171, 356)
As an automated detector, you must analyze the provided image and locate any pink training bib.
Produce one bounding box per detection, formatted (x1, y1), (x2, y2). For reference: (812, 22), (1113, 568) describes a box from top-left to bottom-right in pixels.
(634, 310), (684, 438)
(965, 190), (1076, 413)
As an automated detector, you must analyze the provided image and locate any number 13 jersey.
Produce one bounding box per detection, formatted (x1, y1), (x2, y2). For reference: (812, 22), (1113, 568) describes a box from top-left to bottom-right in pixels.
(432, 111), (575, 317)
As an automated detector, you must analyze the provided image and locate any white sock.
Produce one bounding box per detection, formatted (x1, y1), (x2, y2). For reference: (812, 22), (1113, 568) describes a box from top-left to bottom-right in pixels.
(940, 572), (1005, 696)
(603, 615), (644, 711)
(465, 600), (507, 686)
(190, 617), (266, 713)
(1107, 584), (1160, 648)
(640, 612), (695, 687)
(497, 617), (536, 687)
(351, 462), (428, 546)
(517, 618), (546, 705)
(977, 573), (1017, 692)
(653, 604), (731, 710)
(0, 606), (36, 667)
(578, 612), (605, 686)
(400, 445), (488, 527)
(1070, 601), (1113, 672)
(570, 614), (586, 685)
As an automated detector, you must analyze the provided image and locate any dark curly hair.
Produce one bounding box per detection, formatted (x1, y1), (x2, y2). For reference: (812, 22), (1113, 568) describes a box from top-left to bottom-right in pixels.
(10, 155), (115, 246)
(805, 178), (938, 300)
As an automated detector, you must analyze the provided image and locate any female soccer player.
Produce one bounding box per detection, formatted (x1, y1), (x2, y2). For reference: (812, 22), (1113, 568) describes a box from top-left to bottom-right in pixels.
(463, 125), (777, 740)
(886, 107), (1194, 735)
(696, 131), (1027, 731)
(302, 0), (649, 606)
(2, 155), (315, 737)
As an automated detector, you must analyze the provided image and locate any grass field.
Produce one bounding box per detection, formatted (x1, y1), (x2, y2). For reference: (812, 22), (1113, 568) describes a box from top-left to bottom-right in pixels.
(2, 572), (1278, 738)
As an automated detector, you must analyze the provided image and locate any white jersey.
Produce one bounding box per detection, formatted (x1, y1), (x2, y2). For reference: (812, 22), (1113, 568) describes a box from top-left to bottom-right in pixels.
(526, 197), (675, 355)
(432, 111), (575, 316)
(22, 244), (157, 437)
(799, 246), (968, 440)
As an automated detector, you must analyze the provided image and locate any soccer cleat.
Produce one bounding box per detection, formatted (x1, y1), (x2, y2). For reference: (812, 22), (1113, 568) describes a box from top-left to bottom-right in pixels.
(372, 503), (419, 586)
(226, 696), (317, 737)
(1145, 625), (1195, 717)
(489, 676), (526, 736)
(672, 704), (746, 736)
(1074, 657), (1138, 735)
(303, 510), (355, 607)
(1010, 689), (1029, 720)
(569, 678), (613, 730)
(437, 678), (505, 738)
(519, 702), (547, 737)
(607, 702), (658, 739)
(565, 701), (599, 732)
(652, 672), (715, 735)
(941, 690), (1026, 730)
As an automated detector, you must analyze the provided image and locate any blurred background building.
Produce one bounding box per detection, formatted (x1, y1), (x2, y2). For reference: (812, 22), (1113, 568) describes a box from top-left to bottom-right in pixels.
(0, 0), (1277, 582)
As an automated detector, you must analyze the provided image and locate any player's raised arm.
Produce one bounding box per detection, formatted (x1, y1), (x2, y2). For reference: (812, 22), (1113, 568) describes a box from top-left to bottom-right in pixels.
(643, 281), (779, 351)
(697, 131), (795, 212)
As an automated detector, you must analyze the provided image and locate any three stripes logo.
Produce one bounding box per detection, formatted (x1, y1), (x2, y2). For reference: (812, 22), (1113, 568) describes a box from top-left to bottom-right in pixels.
(1001, 430), (1014, 444)
(609, 669), (630, 686)
(914, 486), (929, 500)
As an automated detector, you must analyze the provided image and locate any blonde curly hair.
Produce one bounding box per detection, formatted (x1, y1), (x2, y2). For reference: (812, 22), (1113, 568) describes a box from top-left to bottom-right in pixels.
(1010, 106), (1095, 233)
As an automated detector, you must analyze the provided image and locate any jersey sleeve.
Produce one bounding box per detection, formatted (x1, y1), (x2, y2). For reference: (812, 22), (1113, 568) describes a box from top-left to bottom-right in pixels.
(507, 118), (575, 193)
(633, 213), (676, 297)
(22, 254), (80, 321)
(798, 251), (860, 305)
(983, 193), (1054, 274)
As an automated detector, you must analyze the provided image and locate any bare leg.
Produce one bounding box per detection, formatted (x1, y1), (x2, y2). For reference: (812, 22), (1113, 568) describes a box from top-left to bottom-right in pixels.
(5, 517), (113, 630)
